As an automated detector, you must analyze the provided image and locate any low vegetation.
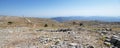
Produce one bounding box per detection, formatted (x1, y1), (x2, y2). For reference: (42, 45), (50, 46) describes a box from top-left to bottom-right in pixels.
(0, 16), (120, 48)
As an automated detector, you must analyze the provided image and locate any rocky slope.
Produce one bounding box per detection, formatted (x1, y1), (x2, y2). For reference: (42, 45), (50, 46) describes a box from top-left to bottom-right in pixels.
(0, 16), (120, 48)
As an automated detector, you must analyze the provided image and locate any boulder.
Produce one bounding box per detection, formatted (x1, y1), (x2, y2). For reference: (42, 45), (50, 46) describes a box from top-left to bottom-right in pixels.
(50, 45), (61, 48)
(87, 46), (94, 48)
(85, 44), (94, 48)
(68, 43), (82, 48)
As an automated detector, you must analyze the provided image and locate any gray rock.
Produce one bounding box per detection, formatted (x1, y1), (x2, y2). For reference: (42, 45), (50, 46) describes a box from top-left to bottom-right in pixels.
(86, 45), (94, 48)
(50, 45), (61, 48)
(68, 43), (82, 48)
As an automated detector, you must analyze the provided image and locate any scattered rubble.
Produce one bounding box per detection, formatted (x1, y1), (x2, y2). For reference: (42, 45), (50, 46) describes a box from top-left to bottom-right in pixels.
(0, 16), (120, 48)
(104, 34), (120, 48)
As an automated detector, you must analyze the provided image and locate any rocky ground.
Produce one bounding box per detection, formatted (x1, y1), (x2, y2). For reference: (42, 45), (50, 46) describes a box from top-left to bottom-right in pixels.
(0, 16), (120, 48)
(0, 26), (114, 48)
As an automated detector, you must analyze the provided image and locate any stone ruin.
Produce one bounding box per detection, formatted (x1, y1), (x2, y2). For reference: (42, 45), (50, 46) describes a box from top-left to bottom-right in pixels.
(54, 28), (72, 32)
(104, 34), (120, 48)
(36, 28), (72, 32)
(97, 28), (112, 35)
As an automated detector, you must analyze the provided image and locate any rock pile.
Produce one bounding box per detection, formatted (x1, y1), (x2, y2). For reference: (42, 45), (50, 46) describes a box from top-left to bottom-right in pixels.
(53, 28), (72, 32)
(104, 34), (120, 48)
(36, 28), (72, 32)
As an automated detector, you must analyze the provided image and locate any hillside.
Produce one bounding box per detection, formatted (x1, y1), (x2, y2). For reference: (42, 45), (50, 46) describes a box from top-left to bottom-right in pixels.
(0, 16), (120, 48)
(0, 16), (61, 28)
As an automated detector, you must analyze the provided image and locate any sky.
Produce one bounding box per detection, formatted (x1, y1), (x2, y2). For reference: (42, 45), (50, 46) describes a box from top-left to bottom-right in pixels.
(0, 0), (120, 17)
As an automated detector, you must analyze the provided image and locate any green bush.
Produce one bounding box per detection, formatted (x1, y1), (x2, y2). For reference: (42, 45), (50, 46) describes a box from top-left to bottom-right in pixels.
(8, 21), (13, 25)
(44, 24), (48, 27)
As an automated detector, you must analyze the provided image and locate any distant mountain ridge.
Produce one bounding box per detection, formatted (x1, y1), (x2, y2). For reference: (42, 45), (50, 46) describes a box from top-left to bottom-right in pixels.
(51, 16), (120, 22)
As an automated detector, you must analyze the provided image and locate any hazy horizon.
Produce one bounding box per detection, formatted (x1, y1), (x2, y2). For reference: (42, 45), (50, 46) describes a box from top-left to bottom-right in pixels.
(0, 0), (120, 17)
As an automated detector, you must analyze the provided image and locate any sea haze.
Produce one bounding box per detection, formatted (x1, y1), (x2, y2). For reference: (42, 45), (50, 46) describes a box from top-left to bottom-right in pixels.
(51, 16), (120, 22)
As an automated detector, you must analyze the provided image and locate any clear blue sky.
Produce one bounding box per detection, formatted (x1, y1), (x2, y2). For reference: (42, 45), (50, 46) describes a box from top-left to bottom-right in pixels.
(0, 0), (120, 17)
